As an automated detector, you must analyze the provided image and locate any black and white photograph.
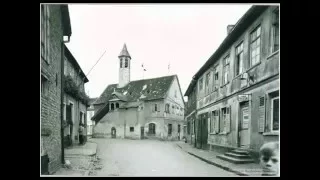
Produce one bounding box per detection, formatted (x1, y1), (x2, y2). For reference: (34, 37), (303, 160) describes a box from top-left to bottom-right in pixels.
(40, 3), (280, 177)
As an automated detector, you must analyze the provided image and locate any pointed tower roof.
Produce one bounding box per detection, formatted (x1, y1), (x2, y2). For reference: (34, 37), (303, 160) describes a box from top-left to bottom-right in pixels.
(118, 43), (131, 58)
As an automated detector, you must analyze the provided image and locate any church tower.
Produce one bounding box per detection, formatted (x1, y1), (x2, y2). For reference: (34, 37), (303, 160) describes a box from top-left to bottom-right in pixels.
(118, 43), (131, 88)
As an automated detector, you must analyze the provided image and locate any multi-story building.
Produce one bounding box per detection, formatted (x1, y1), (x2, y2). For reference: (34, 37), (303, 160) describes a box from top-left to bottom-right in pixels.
(86, 98), (97, 137)
(92, 44), (185, 141)
(184, 78), (197, 146)
(185, 5), (279, 161)
(41, 4), (72, 174)
(62, 44), (89, 147)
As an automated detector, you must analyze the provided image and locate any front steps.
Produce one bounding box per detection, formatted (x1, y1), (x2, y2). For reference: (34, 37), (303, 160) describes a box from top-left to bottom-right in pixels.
(217, 149), (255, 164)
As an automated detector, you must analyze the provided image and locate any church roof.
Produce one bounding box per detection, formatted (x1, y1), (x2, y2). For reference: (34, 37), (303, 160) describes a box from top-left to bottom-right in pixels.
(92, 74), (180, 122)
(94, 75), (176, 105)
(118, 43), (131, 58)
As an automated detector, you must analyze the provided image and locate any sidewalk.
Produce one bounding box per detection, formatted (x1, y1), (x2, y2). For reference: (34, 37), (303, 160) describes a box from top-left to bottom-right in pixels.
(176, 142), (263, 176)
(53, 141), (99, 176)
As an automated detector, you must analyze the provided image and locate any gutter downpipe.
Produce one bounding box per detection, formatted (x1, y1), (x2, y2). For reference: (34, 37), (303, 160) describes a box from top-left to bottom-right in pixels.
(61, 35), (70, 164)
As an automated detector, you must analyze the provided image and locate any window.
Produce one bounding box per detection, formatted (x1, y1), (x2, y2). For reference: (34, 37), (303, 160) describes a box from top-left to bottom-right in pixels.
(221, 107), (230, 133)
(199, 78), (203, 91)
(130, 127), (134, 132)
(41, 5), (50, 63)
(154, 104), (158, 112)
(187, 121), (190, 135)
(214, 69), (219, 88)
(236, 42), (244, 75)
(205, 72), (211, 94)
(165, 104), (170, 113)
(213, 67), (219, 90)
(120, 59), (122, 68)
(271, 7), (279, 53)
(223, 55), (230, 85)
(250, 26), (261, 66)
(116, 103), (119, 109)
(149, 123), (156, 135)
(80, 111), (84, 125)
(63, 103), (66, 120)
(168, 124), (172, 136)
(210, 110), (220, 133)
(125, 59), (128, 68)
(111, 103), (114, 110)
(172, 105), (175, 114)
(271, 97), (279, 132)
(41, 75), (49, 96)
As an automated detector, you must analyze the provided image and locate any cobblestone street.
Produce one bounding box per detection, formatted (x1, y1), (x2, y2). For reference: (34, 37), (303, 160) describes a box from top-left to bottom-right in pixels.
(89, 138), (239, 177)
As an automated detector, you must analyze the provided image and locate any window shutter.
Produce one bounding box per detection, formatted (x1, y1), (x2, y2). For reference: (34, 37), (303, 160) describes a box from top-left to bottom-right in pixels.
(215, 110), (220, 133)
(226, 106), (231, 133)
(46, 5), (50, 63)
(208, 113), (211, 133)
(220, 109), (224, 133)
(258, 96), (266, 133)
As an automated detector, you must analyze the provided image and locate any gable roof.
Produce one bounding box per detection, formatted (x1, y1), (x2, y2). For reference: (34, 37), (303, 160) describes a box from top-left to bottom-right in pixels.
(192, 6), (268, 81)
(64, 45), (89, 83)
(61, 5), (72, 37)
(94, 75), (176, 105)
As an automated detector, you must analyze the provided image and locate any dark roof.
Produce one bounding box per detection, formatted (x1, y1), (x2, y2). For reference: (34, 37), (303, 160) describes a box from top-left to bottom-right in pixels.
(192, 5), (268, 80)
(119, 102), (143, 109)
(110, 92), (128, 102)
(61, 5), (72, 37)
(64, 44), (89, 83)
(184, 78), (197, 96)
(118, 43), (131, 58)
(88, 98), (98, 105)
(91, 103), (109, 121)
(94, 75), (176, 105)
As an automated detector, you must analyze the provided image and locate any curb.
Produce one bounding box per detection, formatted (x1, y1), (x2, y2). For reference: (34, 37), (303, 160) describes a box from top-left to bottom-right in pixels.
(177, 144), (248, 176)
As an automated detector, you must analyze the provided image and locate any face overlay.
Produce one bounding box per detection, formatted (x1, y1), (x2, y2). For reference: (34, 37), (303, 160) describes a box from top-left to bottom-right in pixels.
(260, 151), (279, 176)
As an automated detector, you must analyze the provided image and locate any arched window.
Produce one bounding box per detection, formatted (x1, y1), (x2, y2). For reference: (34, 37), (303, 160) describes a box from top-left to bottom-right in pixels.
(116, 103), (119, 109)
(125, 59), (128, 68)
(111, 103), (114, 111)
(149, 123), (156, 135)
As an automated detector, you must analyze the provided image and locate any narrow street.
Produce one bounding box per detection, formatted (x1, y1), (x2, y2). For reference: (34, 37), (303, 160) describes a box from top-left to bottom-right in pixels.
(90, 138), (238, 177)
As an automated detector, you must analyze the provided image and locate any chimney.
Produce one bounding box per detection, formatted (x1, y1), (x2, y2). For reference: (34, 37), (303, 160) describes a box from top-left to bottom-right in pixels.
(227, 25), (235, 35)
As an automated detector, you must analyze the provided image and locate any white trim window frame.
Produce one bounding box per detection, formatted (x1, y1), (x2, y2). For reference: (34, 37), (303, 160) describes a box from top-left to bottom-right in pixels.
(69, 101), (74, 124)
(250, 25), (262, 67)
(63, 103), (66, 120)
(270, 96), (279, 133)
(235, 42), (244, 76)
(270, 7), (279, 53)
(223, 55), (230, 85)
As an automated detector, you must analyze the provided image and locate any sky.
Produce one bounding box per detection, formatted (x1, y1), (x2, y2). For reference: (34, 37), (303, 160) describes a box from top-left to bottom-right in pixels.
(65, 4), (252, 100)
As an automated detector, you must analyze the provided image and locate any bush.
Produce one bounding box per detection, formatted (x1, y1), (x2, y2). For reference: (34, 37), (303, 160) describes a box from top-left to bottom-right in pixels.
(64, 75), (90, 105)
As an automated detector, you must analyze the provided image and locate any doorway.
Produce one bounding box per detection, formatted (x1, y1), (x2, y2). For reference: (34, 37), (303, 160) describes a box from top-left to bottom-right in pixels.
(239, 102), (250, 148)
(141, 127), (144, 139)
(111, 127), (116, 138)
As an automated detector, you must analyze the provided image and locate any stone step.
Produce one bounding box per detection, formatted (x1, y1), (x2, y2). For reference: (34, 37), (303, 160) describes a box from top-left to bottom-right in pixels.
(217, 154), (254, 164)
(225, 152), (251, 159)
(231, 149), (250, 155)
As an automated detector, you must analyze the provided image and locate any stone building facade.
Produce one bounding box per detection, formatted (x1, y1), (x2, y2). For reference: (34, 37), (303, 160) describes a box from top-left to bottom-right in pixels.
(41, 4), (72, 174)
(185, 6), (279, 159)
